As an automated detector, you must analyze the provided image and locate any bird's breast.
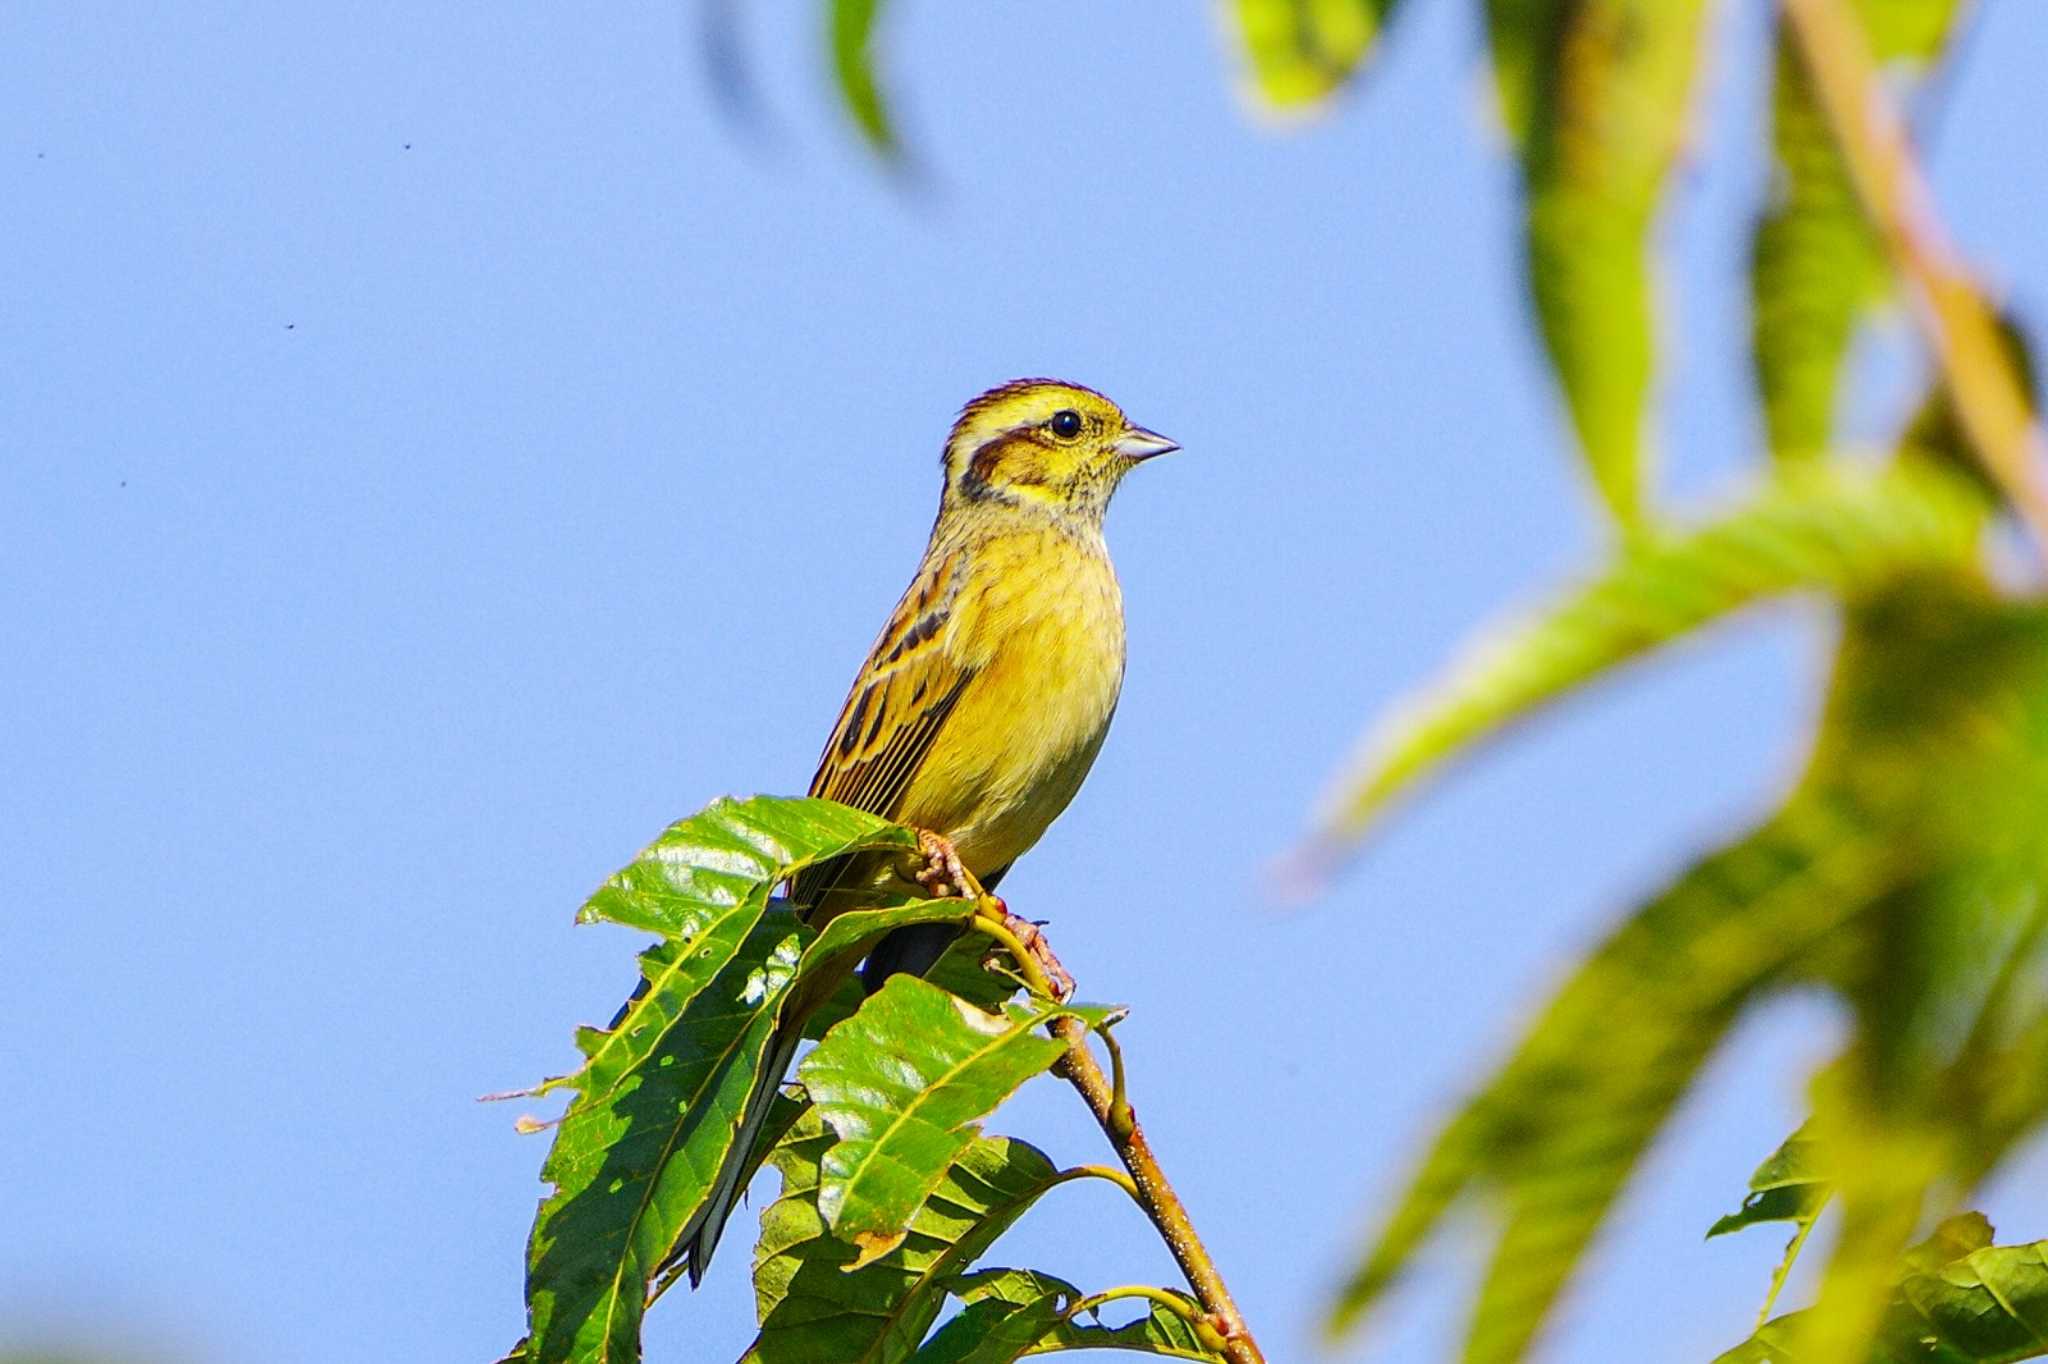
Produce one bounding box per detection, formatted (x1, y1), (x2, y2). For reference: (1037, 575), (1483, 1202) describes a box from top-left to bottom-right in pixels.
(900, 527), (1126, 873)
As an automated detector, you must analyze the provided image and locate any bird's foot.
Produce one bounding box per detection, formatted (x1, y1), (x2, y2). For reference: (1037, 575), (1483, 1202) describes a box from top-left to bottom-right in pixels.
(913, 829), (974, 899)
(978, 896), (1075, 1002)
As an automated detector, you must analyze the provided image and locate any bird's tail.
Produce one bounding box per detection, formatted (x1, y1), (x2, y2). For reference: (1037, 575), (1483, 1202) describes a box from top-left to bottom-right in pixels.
(673, 1021), (803, 1286)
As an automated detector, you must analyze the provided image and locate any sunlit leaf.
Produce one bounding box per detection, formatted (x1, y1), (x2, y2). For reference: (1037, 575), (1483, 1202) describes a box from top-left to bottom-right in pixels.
(1231, 0), (1403, 110)
(801, 976), (1123, 1264)
(1304, 459), (1990, 863)
(1751, 0), (1964, 462)
(1715, 1216), (2048, 1364)
(519, 796), (924, 1362)
(743, 1111), (1083, 1363)
(1488, 0), (1715, 524)
(577, 794), (915, 937)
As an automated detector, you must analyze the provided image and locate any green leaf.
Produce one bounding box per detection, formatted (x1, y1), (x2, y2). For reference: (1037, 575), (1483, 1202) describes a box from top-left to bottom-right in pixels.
(1231, 0), (1403, 110)
(1751, 0), (1964, 462)
(744, 1112), (1081, 1363)
(1708, 1124), (1829, 1240)
(1490, 0), (1715, 524)
(577, 794), (915, 937)
(1330, 588), (2048, 1363)
(1305, 459), (1990, 860)
(526, 904), (806, 1363)
(831, 0), (896, 155)
(520, 795), (920, 1363)
(918, 1270), (1226, 1362)
(1715, 1221), (2048, 1364)
(1327, 788), (1901, 1361)
(801, 976), (1123, 1265)
(915, 1270), (1081, 1364)
(1707, 1123), (1833, 1327)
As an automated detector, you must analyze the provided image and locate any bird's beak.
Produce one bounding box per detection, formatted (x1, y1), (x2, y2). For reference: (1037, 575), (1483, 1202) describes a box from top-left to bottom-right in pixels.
(1112, 426), (1181, 462)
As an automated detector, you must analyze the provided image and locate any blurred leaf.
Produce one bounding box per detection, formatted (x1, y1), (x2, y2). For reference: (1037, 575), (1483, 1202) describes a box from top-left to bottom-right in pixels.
(1489, 0), (1715, 524)
(1328, 788), (1899, 1361)
(1330, 585), (2048, 1362)
(917, 1269), (1225, 1361)
(1306, 459), (1990, 860)
(1715, 1218), (2048, 1364)
(1231, 0), (1403, 109)
(832, 0), (896, 154)
(1751, 0), (1964, 462)
(801, 976), (1124, 1264)
(520, 795), (927, 1363)
(744, 1111), (1078, 1363)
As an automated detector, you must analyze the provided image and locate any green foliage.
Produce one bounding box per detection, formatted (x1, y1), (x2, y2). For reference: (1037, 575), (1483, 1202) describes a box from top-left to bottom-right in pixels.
(1307, 458), (1991, 858)
(1229, 0), (1404, 109)
(1751, 0), (1963, 462)
(801, 976), (1123, 1266)
(1503, 0), (1715, 524)
(1331, 584), (2048, 1361)
(1709, 1124), (1829, 1241)
(1715, 1215), (2048, 1364)
(514, 795), (1213, 1363)
(916, 1271), (1226, 1362)
(1708, 1124), (1832, 1325)
(831, 0), (896, 154)
(745, 1110), (1072, 1363)
(521, 797), (924, 1362)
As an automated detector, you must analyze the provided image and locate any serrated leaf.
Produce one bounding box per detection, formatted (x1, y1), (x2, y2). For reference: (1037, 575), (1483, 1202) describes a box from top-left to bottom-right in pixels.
(831, 0), (895, 155)
(801, 977), (1122, 1261)
(1491, 0), (1714, 524)
(743, 1111), (1078, 1363)
(520, 795), (923, 1363)
(1751, 0), (1963, 462)
(1328, 789), (1900, 1362)
(917, 1269), (1225, 1362)
(578, 794), (915, 936)
(1305, 459), (1990, 861)
(1231, 0), (1403, 110)
(1331, 586), (2048, 1363)
(1715, 1223), (2048, 1364)
(525, 903), (805, 1363)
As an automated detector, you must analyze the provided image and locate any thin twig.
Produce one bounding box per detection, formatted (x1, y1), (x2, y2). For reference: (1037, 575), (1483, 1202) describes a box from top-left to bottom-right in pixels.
(1781, 0), (2048, 552)
(1065, 1283), (1222, 1345)
(965, 894), (1267, 1364)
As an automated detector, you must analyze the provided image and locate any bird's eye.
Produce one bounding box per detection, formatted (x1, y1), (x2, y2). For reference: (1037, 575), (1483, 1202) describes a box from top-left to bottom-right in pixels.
(1048, 409), (1084, 439)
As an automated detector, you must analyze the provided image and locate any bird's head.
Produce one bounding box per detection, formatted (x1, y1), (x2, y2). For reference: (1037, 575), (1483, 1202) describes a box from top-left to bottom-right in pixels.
(939, 379), (1178, 525)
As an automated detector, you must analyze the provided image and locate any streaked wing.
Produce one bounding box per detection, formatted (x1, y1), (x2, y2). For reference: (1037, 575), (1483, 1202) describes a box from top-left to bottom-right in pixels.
(790, 548), (975, 909)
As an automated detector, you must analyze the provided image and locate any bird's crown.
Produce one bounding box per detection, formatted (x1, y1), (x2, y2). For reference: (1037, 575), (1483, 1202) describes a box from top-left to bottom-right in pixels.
(939, 379), (1176, 520)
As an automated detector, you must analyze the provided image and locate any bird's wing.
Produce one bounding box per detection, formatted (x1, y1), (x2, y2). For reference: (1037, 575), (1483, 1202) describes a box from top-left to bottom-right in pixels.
(791, 549), (976, 908)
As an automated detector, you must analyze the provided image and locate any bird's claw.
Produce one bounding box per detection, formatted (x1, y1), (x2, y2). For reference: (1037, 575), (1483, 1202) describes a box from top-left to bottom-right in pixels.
(980, 900), (1075, 1002)
(913, 829), (973, 899)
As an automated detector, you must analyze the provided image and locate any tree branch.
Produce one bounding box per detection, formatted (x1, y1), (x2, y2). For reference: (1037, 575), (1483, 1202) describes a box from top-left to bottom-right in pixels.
(970, 896), (1266, 1363)
(1781, 0), (2048, 551)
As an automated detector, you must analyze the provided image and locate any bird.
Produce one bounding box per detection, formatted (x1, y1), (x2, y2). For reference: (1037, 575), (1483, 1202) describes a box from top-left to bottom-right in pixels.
(676, 377), (1178, 1284)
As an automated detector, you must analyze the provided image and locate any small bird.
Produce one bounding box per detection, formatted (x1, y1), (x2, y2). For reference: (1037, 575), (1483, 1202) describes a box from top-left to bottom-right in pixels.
(678, 377), (1177, 1281)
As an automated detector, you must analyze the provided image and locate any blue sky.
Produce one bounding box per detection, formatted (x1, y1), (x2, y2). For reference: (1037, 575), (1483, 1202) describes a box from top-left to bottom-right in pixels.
(7, 3), (2048, 1362)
